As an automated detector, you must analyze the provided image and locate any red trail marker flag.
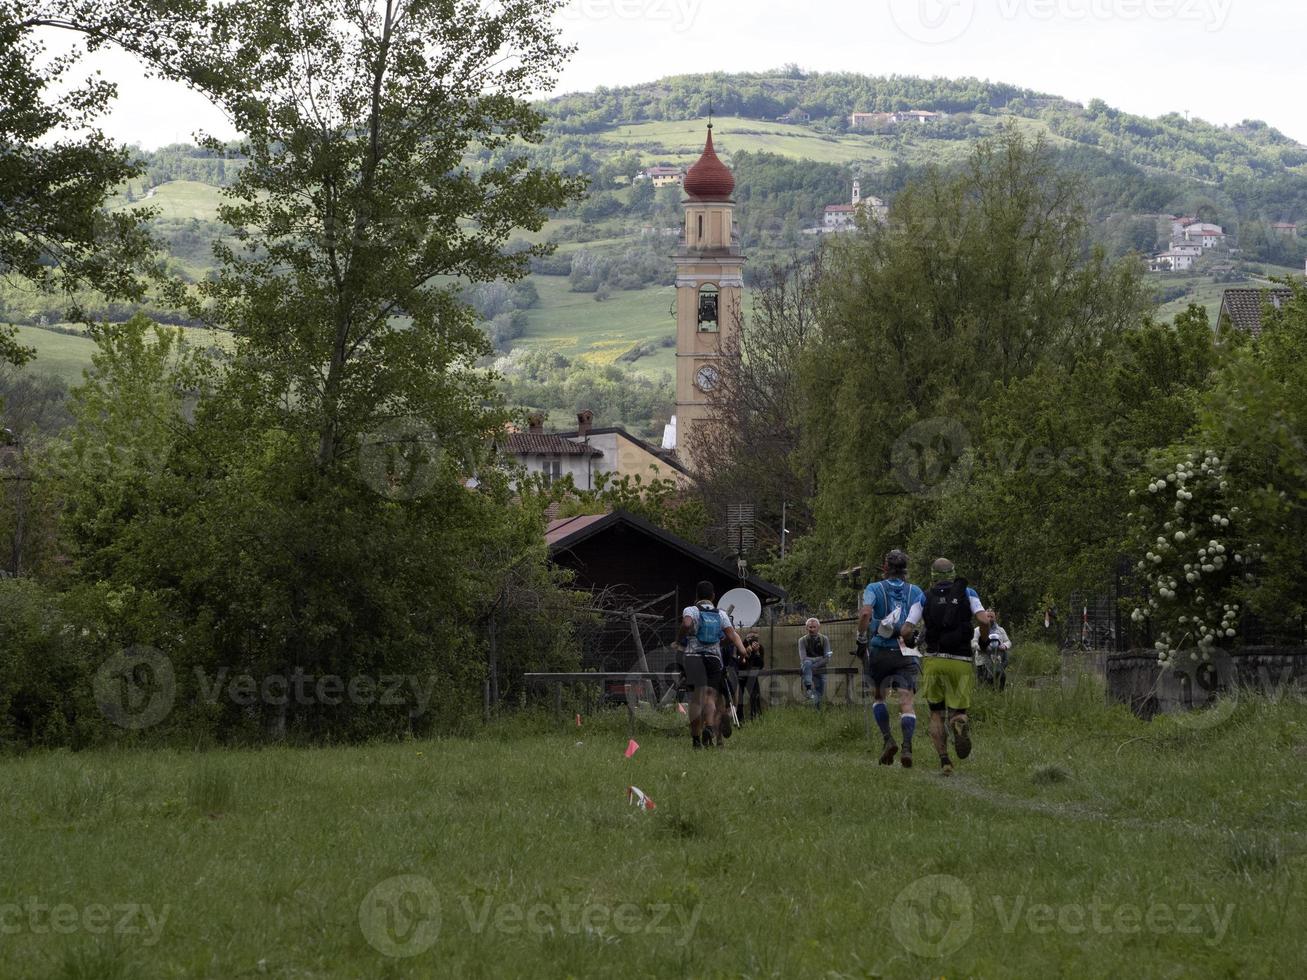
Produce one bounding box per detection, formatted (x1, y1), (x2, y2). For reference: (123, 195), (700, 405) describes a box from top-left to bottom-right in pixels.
(627, 786), (656, 811)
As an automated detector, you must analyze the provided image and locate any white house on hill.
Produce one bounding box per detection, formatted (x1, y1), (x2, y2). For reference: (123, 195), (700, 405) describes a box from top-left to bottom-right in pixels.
(818, 181), (887, 232)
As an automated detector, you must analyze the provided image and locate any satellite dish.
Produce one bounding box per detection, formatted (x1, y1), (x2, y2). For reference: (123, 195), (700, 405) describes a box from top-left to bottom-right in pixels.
(719, 588), (762, 629)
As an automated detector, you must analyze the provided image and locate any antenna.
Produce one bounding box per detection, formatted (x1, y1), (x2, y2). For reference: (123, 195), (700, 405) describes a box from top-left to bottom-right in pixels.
(708, 96), (714, 129)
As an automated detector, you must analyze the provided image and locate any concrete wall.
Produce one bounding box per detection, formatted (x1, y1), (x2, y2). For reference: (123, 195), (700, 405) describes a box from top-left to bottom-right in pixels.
(1106, 647), (1307, 720)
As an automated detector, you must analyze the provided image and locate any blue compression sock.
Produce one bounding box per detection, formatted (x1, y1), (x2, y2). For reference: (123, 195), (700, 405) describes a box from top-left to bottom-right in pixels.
(873, 702), (892, 738)
(901, 713), (916, 749)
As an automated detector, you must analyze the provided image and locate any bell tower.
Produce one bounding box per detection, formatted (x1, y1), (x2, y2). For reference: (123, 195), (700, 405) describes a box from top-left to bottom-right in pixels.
(673, 124), (744, 463)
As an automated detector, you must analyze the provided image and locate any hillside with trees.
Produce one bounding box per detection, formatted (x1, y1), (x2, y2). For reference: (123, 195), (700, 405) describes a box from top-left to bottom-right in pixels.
(5, 70), (1306, 440)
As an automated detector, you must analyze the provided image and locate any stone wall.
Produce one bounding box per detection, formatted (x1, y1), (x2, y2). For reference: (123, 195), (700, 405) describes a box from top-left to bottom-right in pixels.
(1106, 647), (1307, 720)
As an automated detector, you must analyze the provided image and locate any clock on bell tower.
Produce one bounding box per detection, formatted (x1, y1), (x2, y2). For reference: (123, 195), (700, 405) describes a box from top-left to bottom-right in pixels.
(672, 123), (744, 467)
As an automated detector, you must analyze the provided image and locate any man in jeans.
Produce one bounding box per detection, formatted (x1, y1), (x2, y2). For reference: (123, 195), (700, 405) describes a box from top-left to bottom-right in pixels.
(798, 618), (833, 708)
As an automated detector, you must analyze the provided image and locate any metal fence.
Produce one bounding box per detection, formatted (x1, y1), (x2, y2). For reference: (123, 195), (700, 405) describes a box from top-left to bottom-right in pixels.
(761, 618), (862, 669)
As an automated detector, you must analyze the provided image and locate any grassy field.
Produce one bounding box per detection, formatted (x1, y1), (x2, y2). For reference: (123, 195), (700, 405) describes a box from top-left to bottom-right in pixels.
(122, 181), (227, 222)
(515, 277), (677, 377)
(11, 327), (100, 386)
(591, 115), (1063, 168)
(1, 658), (1304, 979)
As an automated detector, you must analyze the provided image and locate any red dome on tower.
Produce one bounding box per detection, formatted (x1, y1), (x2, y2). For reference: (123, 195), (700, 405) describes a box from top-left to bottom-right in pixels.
(682, 125), (735, 200)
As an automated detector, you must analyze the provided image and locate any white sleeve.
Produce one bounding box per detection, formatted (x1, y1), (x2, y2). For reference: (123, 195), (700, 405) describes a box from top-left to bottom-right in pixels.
(969, 595), (985, 615)
(682, 606), (699, 623)
(906, 601), (924, 625)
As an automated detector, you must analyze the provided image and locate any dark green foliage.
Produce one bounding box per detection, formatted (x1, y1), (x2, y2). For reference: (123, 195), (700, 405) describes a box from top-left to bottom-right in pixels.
(0, 2), (592, 747)
(774, 130), (1149, 604)
(497, 348), (673, 440)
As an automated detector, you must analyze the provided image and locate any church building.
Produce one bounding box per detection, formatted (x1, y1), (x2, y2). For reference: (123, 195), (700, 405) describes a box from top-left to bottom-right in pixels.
(671, 124), (744, 465)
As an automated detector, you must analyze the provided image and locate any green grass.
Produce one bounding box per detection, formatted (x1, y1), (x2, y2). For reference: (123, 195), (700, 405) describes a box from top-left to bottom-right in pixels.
(1, 673), (1304, 978)
(515, 277), (677, 377)
(120, 181), (226, 222)
(11, 326), (100, 386)
(592, 114), (1062, 168)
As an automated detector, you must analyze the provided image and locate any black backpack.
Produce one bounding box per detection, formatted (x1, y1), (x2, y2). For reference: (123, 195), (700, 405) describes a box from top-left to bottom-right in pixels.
(924, 578), (973, 654)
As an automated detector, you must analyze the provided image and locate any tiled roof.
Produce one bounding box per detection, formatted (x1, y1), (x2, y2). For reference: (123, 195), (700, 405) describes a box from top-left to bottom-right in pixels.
(1219, 287), (1293, 337)
(544, 513), (610, 547)
(502, 433), (602, 457)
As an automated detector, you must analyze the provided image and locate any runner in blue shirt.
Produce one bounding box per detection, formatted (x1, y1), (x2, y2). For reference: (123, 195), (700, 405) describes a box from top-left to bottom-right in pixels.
(856, 549), (926, 767)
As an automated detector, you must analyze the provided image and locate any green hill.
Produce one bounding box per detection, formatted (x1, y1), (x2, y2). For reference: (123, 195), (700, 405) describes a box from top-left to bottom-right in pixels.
(9, 70), (1307, 428)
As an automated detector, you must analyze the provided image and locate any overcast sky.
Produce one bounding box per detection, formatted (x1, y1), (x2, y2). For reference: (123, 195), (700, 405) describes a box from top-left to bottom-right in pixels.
(76, 0), (1306, 148)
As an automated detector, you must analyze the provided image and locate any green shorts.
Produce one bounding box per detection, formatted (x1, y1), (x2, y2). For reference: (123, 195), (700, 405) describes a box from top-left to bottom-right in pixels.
(922, 657), (974, 711)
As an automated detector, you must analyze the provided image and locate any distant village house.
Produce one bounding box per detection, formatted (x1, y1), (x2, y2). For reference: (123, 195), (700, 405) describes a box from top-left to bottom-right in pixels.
(500, 411), (689, 491)
(849, 109), (945, 129)
(637, 166), (686, 188)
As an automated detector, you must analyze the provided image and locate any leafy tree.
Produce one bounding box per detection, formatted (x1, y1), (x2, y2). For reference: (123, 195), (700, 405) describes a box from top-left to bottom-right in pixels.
(15, 1), (593, 743)
(196, 0), (585, 473)
(776, 129), (1149, 604)
(913, 306), (1218, 629)
(0, 1), (189, 366)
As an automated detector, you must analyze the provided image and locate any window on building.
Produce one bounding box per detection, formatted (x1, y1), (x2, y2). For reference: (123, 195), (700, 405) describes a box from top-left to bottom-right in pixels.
(542, 458), (562, 486)
(697, 283), (719, 332)
(697, 214), (704, 241)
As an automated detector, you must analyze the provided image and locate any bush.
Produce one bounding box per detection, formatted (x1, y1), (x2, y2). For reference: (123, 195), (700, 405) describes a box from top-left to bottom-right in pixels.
(0, 580), (107, 749)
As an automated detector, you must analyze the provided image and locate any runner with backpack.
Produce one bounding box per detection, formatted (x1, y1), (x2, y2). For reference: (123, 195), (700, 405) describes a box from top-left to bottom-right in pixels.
(855, 549), (926, 767)
(921, 558), (995, 775)
(679, 580), (749, 750)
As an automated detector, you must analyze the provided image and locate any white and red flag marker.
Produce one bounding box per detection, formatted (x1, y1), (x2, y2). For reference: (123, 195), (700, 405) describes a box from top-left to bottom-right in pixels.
(624, 739), (640, 758)
(627, 786), (656, 811)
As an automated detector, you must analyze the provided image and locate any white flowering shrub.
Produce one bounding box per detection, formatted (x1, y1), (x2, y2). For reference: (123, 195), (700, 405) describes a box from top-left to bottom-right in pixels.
(1126, 450), (1258, 668)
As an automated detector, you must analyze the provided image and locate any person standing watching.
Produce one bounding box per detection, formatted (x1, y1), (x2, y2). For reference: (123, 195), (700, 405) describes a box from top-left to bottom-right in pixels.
(920, 558), (993, 775)
(974, 612), (1013, 689)
(856, 549), (926, 767)
(798, 618), (833, 709)
(741, 633), (765, 721)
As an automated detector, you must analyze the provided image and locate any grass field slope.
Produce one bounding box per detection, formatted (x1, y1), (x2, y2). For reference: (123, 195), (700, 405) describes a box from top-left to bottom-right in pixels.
(1, 664), (1303, 978)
